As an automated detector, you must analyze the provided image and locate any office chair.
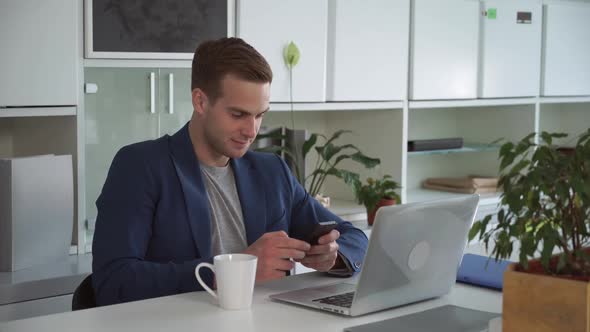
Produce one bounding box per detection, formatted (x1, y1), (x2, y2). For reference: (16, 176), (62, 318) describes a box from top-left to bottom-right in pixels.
(72, 274), (96, 310)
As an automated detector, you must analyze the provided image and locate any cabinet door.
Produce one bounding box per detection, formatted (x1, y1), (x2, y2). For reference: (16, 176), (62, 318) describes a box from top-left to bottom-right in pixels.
(237, 0), (328, 102)
(158, 69), (194, 136)
(326, 0), (409, 101)
(0, 0), (77, 107)
(411, 0), (479, 100)
(479, 1), (542, 98)
(542, 3), (590, 96)
(84, 68), (159, 219)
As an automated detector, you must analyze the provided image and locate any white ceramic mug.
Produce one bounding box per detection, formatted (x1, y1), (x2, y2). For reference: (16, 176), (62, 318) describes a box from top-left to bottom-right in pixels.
(195, 253), (258, 310)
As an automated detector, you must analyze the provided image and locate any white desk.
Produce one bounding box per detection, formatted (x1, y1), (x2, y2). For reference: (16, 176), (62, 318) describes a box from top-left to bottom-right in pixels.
(0, 269), (502, 332)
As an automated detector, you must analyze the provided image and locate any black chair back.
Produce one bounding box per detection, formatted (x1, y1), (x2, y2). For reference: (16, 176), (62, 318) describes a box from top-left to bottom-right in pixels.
(72, 274), (96, 310)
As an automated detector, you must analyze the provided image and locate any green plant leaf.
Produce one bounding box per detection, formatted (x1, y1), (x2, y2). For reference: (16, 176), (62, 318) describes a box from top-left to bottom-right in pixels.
(335, 169), (361, 187)
(468, 221), (482, 241)
(350, 152), (381, 169)
(283, 41), (300, 69)
(302, 133), (318, 159)
(325, 130), (353, 146)
(322, 143), (356, 162)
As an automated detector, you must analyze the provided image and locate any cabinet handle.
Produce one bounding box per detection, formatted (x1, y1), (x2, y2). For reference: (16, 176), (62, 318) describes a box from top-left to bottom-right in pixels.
(168, 73), (174, 114)
(149, 72), (156, 114)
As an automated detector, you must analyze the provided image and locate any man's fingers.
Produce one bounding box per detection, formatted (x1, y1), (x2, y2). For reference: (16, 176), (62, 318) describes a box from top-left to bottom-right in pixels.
(263, 230), (289, 238)
(307, 241), (339, 255)
(273, 237), (311, 252)
(317, 229), (340, 245)
(275, 248), (307, 260)
(276, 258), (295, 271)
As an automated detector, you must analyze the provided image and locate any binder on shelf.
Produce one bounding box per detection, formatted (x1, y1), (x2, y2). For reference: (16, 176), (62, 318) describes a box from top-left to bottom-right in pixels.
(407, 137), (463, 152)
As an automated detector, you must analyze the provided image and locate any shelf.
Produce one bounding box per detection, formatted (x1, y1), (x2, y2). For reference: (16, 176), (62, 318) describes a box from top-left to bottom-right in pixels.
(270, 101), (403, 112)
(540, 96), (590, 104)
(406, 188), (502, 207)
(84, 58), (192, 68)
(0, 253), (91, 305)
(0, 107), (76, 118)
(408, 143), (501, 156)
(409, 98), (536, 109)
(328, 199), (367, 222)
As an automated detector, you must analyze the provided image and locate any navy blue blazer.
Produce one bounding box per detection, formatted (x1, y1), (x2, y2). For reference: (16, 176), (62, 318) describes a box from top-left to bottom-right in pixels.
(92, 123), (368, 306)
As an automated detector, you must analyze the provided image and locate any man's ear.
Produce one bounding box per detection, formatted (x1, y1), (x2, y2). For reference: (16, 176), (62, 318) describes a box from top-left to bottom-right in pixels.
(191, 88), (208, 115)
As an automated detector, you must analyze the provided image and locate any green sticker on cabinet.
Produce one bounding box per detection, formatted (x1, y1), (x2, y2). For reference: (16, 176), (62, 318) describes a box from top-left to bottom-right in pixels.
(488, 8), (497, 19)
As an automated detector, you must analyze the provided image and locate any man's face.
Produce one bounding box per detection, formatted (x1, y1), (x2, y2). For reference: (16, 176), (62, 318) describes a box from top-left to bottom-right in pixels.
(194, 75), (270, 162)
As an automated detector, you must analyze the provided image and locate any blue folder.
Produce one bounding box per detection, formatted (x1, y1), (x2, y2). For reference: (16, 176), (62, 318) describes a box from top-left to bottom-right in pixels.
(456, 253), (512, 290)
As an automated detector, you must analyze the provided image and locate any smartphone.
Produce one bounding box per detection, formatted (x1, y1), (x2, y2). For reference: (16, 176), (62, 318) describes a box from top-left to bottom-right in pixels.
(307, 221), (338, 245)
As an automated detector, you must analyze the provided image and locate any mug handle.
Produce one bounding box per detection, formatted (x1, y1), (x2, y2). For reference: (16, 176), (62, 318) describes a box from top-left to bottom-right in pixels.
(195, 263), (217, 299)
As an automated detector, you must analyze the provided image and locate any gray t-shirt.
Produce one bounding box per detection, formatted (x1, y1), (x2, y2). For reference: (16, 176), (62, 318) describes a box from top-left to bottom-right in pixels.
(200, 163), (248, 256)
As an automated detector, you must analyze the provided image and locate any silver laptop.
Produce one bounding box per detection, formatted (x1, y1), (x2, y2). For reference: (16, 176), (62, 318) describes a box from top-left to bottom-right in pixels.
(270, 195), (480, 317)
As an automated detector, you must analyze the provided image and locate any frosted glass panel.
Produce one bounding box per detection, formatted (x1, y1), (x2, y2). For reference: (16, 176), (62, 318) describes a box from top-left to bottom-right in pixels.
(84, 68), (159, 220)
(158, 68), (194, 136)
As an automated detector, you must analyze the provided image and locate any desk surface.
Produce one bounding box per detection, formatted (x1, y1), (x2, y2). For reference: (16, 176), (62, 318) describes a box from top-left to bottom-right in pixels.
(0, 269), (502, 332)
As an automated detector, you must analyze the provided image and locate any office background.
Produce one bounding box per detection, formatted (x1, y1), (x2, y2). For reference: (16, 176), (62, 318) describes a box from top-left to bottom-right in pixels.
(1, 0), (589, 322)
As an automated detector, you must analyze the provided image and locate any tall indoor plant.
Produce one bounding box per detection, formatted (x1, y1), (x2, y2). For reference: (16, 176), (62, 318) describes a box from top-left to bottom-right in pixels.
(469, 129), (590, 331)
(255, 42), (381, 204)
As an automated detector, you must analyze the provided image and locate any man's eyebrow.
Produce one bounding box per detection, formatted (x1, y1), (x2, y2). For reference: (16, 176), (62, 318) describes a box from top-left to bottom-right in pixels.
(228, 106), (270, 115)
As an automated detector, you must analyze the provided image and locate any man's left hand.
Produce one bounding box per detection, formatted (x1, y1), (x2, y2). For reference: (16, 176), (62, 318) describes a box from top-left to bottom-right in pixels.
(297, 229), (342, 272)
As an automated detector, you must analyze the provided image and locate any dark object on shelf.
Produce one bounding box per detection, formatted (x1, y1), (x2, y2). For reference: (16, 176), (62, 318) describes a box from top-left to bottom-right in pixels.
(407, 137), (463, 152)
(557, 146), (576, 156)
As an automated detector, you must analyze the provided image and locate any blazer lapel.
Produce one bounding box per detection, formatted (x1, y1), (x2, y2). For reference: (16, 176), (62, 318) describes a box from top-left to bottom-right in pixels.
(168, 123), (212, 259)
(231, 157), (267, 245)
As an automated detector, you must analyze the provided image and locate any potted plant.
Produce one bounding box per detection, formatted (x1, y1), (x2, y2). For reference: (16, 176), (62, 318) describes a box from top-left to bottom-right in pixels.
(353, 175), (401, 226)
(468, 129), (590, 331)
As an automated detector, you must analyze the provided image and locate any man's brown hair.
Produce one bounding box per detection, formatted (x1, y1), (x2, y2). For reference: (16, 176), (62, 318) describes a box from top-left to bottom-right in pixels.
(191, 37), (273, 104)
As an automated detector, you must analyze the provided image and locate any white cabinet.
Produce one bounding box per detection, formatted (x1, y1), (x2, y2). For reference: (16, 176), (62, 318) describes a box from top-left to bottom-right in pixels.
(479, 1), (542, 98)
(0, 0), (77, 107)
(410, 0), (480, 100)
(237, 0), (328, 102)
(84, 68), (193, 220)
(326, 0), (409, 101)
(542, 2), (590, 97)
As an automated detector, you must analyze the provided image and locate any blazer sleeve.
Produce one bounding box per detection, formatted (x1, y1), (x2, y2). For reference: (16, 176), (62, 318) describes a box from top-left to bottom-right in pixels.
(273, 155), (369, 273)
(91, 146), (213, 306)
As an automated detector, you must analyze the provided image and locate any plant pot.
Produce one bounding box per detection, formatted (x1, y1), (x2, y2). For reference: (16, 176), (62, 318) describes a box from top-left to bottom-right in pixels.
(367, 198), (396, 226)
(503, 261), (590, 331)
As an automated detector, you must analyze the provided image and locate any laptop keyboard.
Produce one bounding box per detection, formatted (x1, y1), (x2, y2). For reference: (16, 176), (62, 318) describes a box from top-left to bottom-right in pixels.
(312, 291), (355, 308)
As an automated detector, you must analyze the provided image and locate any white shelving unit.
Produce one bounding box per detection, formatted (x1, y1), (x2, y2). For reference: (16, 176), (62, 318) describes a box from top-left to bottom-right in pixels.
(0, 107), (76, 118)
(26, 0), (587, 257)
(269, 101), (404, 112)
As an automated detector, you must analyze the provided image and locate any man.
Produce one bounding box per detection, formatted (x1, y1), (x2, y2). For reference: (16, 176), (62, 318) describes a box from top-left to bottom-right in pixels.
(92, 37), (368, 306)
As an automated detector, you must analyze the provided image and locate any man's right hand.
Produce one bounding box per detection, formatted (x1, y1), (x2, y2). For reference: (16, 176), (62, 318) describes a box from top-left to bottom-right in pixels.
(243, 231), (310, 282)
